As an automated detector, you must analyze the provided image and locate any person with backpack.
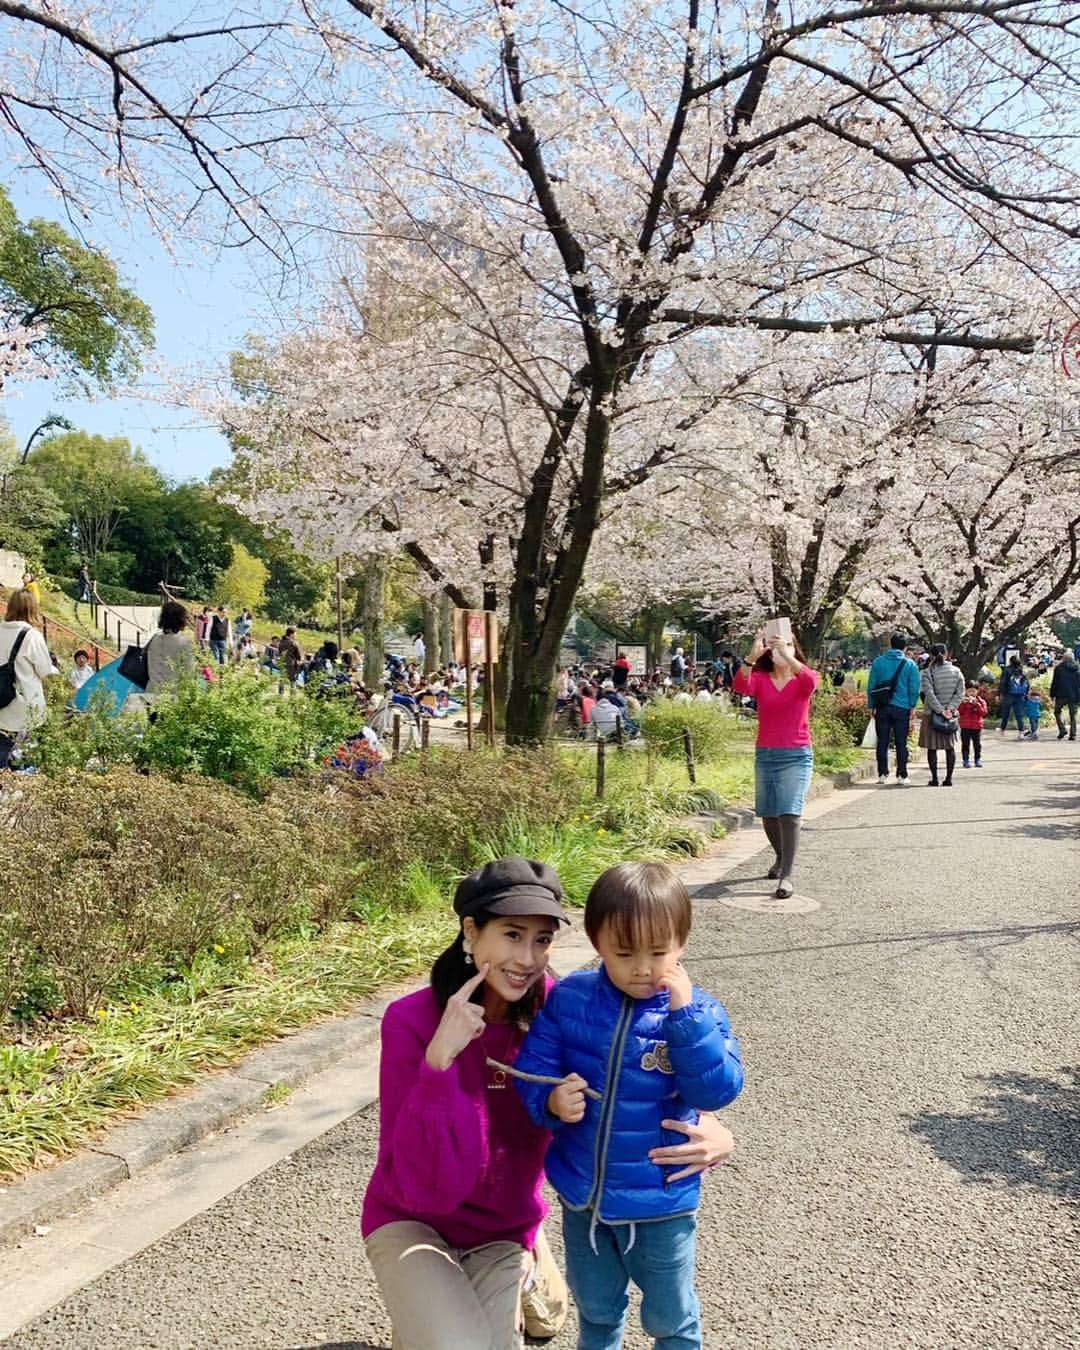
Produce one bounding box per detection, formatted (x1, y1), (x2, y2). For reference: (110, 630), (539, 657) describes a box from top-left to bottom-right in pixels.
(669, 646), (687, 685)
(998, 656), (1029, 737)
(866, 633), (921, 785)
(1049, 650), (1079, 741)
(0, 588), (55, 769)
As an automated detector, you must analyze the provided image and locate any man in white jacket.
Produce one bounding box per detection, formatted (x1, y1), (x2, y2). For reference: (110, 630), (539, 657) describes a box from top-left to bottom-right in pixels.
(0, 588), (55, 769)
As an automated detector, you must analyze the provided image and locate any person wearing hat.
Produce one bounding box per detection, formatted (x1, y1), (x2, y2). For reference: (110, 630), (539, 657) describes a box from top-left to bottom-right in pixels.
(362, 856), (733, 1349)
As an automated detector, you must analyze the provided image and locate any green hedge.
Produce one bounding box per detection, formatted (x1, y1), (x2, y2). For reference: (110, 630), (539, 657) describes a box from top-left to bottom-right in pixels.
(54, 576), (163, 607)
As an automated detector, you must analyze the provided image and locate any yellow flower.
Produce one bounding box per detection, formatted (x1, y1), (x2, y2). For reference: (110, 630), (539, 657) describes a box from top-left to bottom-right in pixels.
(213, 944), (225, 954)
(95, 1008), (107, 1018)
(129, 1002), (140, 1012)
(597, 827), (606, 835)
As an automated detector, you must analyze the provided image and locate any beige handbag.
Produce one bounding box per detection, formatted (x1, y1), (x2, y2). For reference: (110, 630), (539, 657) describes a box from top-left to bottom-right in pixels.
(521, 1222), (569, 1342)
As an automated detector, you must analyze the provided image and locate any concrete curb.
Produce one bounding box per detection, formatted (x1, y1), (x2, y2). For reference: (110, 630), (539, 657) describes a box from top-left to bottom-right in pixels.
(682, 757), (876, 841)
(0, 1001), (390, 1249)
(0, 764), (869, 1251)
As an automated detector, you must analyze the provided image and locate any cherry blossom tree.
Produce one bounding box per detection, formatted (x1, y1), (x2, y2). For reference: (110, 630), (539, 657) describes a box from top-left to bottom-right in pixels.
(858, 360), (1080, 676)
(5, 2), (1080, 739)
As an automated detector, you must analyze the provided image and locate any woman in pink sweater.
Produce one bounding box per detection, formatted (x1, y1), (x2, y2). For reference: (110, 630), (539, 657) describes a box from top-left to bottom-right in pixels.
(362, 856), (733, 1349)
(732, 629), (819, 899)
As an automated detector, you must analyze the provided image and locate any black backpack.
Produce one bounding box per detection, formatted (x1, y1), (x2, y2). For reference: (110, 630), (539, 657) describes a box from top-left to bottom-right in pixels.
(0, 629), (28, 710)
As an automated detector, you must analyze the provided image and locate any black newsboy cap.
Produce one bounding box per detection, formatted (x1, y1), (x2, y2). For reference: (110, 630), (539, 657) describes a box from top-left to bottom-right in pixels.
(454, 856), (568, 924)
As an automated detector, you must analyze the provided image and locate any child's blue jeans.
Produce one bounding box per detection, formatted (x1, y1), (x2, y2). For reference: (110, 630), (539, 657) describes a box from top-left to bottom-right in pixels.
(561, 1205), (700, 1350)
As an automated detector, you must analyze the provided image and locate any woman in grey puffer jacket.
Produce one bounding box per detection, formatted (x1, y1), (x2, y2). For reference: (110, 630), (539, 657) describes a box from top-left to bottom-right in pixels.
(919, 643), (965, 786)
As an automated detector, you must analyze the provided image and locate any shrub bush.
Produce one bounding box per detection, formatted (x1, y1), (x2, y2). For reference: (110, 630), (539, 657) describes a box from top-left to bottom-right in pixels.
(0, 769), (356, 1018)
(0, 747), (582, 1021)
(329, 746), (580, 910)
(639, 698), (735, 763)
(821, 688), (868, 745)
(138, 674), (360, 796)
(54, 577), (163, 607)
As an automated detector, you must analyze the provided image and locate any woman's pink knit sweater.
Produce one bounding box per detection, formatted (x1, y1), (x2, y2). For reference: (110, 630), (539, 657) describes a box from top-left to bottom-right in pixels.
(732, 664), (819, 747)
(362, 984), (551, 1252)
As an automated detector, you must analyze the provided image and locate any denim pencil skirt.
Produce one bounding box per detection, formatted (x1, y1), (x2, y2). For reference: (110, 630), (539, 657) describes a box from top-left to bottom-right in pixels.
(755, 745), (814, 817)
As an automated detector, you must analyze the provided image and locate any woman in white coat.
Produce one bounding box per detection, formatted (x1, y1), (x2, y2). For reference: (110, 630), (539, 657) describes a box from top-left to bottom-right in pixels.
(0, 588), (55, 769)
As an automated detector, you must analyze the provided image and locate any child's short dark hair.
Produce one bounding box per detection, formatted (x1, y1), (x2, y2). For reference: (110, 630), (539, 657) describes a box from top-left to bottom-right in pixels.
(965, 680), (977, 689)
(585, 861), (691, 950)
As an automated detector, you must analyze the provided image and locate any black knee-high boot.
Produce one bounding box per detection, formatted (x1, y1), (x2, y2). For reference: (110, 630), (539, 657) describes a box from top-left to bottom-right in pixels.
(762, 815), (782, 876)
(926, 749), (939, 784)
(779, 814), (800, 882)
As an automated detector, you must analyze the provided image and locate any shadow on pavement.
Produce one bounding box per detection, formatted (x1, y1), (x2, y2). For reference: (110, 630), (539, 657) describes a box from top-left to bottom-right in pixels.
(289, 1342), (388, 1349)
(908, 1067), (1080, 1200)
(703, 919), (1080, 963)
(808, 811), (1077, 832)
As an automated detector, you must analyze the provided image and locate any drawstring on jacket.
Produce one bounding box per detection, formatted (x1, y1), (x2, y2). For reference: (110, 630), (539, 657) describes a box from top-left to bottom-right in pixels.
(587, 1211), (637, 1255)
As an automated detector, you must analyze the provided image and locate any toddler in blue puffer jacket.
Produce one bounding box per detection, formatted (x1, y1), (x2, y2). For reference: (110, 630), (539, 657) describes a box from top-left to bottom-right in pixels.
(513, 860), (743, 1350)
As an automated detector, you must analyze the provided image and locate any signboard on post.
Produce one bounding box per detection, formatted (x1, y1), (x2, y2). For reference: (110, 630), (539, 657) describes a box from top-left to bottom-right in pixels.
(616, 644), (647, 675)
(453, 609), (499, 749)
(453, 609), (499, 667)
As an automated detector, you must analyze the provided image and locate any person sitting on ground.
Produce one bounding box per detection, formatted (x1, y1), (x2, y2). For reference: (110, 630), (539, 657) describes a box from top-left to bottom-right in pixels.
(589, 687), (635, 740)
(958, 681), (988, 769)
(68, 648), (94, 694)
(694, 681), (714, 703)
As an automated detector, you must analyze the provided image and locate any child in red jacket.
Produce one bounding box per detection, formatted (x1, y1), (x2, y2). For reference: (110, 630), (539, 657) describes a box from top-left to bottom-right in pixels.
(959, 682), (988, 767)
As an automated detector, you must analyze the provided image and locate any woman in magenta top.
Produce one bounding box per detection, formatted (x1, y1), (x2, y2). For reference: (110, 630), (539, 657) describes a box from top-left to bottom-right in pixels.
(732, 629), (819, 899)
(362, 856), (734, 1349)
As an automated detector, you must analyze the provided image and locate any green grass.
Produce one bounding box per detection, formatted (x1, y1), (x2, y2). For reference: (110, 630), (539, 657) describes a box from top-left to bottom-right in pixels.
(0, 909), (452, 1177)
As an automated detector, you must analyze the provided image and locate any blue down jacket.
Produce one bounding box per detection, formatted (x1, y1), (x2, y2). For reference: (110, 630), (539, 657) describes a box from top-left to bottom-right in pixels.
(513, 966), (742, 1223)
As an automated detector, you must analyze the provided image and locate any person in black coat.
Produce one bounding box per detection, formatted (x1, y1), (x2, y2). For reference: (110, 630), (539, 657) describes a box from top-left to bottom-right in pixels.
(1049, 652), (1080, 740)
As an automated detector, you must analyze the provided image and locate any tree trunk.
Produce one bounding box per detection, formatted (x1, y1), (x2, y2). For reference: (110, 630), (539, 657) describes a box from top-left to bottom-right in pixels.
(504, 386), (610, 744)
(361, 557), (386, 686)
(438, 593), (452, 670)
(421, 594), (438, 674)
(646, 612), (666, 673)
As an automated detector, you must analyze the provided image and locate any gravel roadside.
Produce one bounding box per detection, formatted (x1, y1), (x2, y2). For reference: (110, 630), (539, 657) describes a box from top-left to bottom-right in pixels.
(4, 737), (1077, 1349)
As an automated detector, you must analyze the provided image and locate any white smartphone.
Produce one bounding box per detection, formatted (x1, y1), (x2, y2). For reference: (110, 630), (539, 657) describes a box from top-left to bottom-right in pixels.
(763, 616), (793, 647)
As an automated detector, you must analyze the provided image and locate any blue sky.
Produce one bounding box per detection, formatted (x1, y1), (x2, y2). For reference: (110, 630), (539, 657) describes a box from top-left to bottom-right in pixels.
(3, 177), (266, 484)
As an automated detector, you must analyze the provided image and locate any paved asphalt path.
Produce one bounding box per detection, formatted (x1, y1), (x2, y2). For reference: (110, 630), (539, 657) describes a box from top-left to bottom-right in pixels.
(5, 737), (1077, 1349)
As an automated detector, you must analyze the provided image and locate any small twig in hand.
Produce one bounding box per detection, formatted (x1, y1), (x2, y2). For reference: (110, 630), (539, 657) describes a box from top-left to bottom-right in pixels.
(486, 1057), (602, 1100)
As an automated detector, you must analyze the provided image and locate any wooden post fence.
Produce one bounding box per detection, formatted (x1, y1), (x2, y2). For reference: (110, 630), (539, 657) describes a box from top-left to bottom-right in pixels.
(682, 726), (696, 784)
(596, 736), (606, 800)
